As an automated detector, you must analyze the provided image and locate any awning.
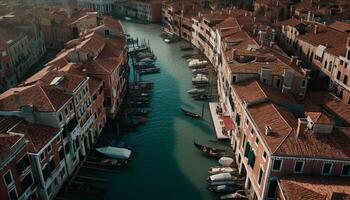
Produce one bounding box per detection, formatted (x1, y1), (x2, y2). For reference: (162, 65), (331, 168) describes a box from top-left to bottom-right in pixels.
(315, 45), (326, 58)
(223, 116), (235, 130)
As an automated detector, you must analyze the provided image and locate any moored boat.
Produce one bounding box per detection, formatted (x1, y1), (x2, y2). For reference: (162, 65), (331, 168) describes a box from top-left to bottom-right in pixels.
(181, 108), (201, 119)
(187, 88), (206, 95)
(209, 167), (237, 174)
(188, 59), (208, 68)
(208, 185), (237, 193)
(207, 173), (233, 182)
(192, 68), (209, 75)
(209, 181), (236, 186)
(219, 157), (235, 167)
(193, 142), (227, 158)
(192, 74), (209, 84)
(137, 67), (160, 74)
(96, 146), (132, 160)
(180, 44), (194, 51)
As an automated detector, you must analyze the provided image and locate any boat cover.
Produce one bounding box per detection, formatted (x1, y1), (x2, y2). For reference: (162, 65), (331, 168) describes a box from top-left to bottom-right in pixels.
(210, 173), (232, 181)
(219, 157), (234, 166)
(96, 146), (132, 159)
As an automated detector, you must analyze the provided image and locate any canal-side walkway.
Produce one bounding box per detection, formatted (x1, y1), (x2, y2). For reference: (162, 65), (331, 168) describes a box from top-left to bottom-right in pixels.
(209, 102), (230, 140)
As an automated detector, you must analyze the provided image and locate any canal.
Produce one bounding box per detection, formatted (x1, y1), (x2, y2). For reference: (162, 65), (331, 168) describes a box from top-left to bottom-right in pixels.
(95, 21), (229, 200)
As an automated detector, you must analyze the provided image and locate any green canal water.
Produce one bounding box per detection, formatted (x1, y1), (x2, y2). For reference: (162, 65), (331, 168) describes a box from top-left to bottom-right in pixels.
(97, 21), (229, 200)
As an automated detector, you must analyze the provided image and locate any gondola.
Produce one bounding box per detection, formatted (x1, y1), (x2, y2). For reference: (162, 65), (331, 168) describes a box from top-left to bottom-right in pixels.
(181, 108), (202, 119)
(193, 142), (227, 158)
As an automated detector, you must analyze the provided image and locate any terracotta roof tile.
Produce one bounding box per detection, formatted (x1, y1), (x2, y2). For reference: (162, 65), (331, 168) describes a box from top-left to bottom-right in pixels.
(280, 176), (350, 200)
(306, 111), (333, 125)
(0, 134), (23, 158)
(10, 121), (60, 153)
(0, 85), (71, 112)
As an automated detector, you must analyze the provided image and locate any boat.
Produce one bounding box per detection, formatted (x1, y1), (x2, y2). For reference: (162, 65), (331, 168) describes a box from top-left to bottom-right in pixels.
(164, 38), (171, 43)
(209, 181), (236, 186)
(139, 57), (156, 63)
(100, 159), (129, 167)
(134, 61), (155, 69)
(124, 16), (132, 21)
(193, 142), (227, 158)
(208, 185), (237, 193)
(192, 68), (209, 75)
(219, 157), (235, 167)
(220, 191), (248, 199)
(209, 167), (237, 174)
(181, 108), (201, 119)
(188, 59), (208, 68)
(96, 146), (132, 160)
(207, 173), (233, 182)
(193, 94), (212, 101)
(137, 67), (160, 74)
(187, 88), (206, 95)
(192, 74), (209, 84)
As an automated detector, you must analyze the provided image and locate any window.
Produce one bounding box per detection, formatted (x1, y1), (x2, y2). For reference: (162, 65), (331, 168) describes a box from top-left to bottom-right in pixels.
(8, 187), (17, 200)
(16, 155), (30, 175)
(258, 168), (264, 185)
(337, 71), (341, 80)
(3, 170), (14, 187)
(40, 153), (45, 162)
(42, 165), (50, 181)
(242, 134), (246, 149)
(272, 159), (282, 171)
(342, 165), (350, 176)
(248, 151), (256, 169)
(232, 76), (236, 84)
(47, 144), (52, 153)
(263, 151), (267, 160)
(69, 103), (73, 111)
(344, 75), (348, 84)
(65, 142), (71, 155)
(59, 147), (65, 161)
(250, 128), (254, 136)
(244, 142), (251, 158)
(294, 161), (304, 173)
(322, 163), (332, 175)
(49, 159), (55, 172)
(20, 173), (33, 192)
(276, 79), (281, 87)
(301, 80), (306, 88)
(255, 137), (259, 145)
(56, 136), (61, 143)
(65, 108), (68, 115)
(59, 114), (63, 122)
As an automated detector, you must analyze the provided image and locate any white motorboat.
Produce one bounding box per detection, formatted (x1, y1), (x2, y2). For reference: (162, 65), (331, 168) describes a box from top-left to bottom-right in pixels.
(209, 167), (236, 174)
(192, 68), (208, 75)
(210, 181), (236, 186)
(164, 38), (171, 43)
(207, 173), (233, 182)
(187, 88), (206, 95)
(96, 146), (132, 160)
(219, 157), (234, 167)
(192, 74), (209, 84)
(188, 59), (208, 68)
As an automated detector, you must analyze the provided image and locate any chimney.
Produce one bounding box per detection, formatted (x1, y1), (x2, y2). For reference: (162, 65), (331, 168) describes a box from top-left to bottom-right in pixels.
(13, 91), (21, 109)
(314, 25), (319, 34)
(290, 56), (298, 66)
(265, 126), (273, 135)
(296, 118), (308, 138)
